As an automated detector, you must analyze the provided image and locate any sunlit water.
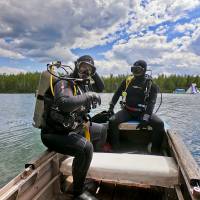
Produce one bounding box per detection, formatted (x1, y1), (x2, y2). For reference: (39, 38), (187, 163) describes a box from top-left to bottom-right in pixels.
(0, 93), (199, 187)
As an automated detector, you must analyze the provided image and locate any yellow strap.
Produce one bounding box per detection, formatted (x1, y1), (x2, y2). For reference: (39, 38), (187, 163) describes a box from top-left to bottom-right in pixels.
(73, 83), (77, 96)
(50, 66), (55, 96)
(125, 75), (134, 90)
(122, 75), (134, 97)
(84, 125), (90, 141)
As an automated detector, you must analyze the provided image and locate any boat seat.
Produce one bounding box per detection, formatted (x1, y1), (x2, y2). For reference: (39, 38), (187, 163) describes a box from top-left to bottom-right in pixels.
(119, 120), (152, 130)
(60, 153), (178, 187)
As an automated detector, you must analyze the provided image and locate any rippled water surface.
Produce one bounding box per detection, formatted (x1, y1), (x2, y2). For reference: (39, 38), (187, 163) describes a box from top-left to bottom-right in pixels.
(0, 93), (199, 187)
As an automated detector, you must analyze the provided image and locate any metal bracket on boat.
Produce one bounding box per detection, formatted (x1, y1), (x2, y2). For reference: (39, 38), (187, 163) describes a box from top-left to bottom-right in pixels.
(21, 166), (34, 179)
(25, 163), (35, 170)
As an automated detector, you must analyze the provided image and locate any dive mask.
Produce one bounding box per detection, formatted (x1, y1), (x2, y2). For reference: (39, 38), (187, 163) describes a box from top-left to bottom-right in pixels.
(77, 62), (94, 78)
(131, 65), (145, 76)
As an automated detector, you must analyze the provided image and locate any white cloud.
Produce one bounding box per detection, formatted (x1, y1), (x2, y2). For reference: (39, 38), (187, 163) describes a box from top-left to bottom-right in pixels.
(0, 39), (24, 59)
(175, 23), (196, 33)
(155, 25), (169, 35)
(46, 43), (77, 63)
(0, 0), (200, 75)
(95, 59), (130, 76)
(188, 22), (200, 55)
(0, 0), (131, 61)
(0, 67), (26, 75)
(167, 0), (200, 17)
(101, 31), (200, 76)
(0, 48), (24, 59)
(105, 34), (175, 62)
(127, 0), (200, 34)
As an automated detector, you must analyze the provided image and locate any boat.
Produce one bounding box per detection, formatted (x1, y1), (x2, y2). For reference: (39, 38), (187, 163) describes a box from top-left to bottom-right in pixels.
(0, 120), (200, 200)
(173, 89), (186, 94)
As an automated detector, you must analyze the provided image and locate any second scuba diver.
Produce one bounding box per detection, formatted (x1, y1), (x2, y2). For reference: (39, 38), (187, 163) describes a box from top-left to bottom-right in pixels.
(40, 55), (107, 200)
(108, 60), (165, 154)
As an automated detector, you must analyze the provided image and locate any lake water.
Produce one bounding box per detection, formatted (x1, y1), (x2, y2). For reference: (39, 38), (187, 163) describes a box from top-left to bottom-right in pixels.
(0, 93), (200, 188)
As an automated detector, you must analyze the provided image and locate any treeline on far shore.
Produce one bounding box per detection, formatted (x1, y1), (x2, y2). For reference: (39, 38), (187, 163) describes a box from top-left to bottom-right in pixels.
(0, 72), (200, 93)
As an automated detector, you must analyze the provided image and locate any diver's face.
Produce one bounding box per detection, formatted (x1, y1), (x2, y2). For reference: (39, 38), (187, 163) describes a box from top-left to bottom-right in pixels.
(78, 63), (93, 79)
(131, 65), (145, 76)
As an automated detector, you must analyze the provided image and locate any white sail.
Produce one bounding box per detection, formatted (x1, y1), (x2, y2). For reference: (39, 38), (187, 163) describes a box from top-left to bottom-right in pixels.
(186, 83), (200, 94)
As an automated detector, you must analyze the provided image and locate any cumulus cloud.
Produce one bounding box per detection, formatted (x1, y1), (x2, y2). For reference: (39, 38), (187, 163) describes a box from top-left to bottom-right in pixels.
(105, 34), (175, 64)
(0, 39), (24, 59)
(175, 23), (197, 33)
(187, 19), (200, 55)
(0, 0), (200, 75)
(102, 29), (200, 76)
(127, 0), (200, 34)
(0, 48), (24, 59)
(95, 59), (130, 76)
(0, 0), (130, 61)
(0, 66), (26, 75)
(97, 0), (200, 76)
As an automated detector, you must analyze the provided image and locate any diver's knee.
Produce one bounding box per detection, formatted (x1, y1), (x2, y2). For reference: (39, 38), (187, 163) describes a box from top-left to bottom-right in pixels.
(151, 119), (165, 130)
(84, 141), (93, 159)
(109, 115), (118, 126)
(158, 120), (165, 130)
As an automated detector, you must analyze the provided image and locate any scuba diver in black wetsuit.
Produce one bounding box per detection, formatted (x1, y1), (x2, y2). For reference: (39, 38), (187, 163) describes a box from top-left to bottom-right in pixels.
(38, 55), (106, 200)
(108, 60), (165, 154)
(71, 55), (104, 93)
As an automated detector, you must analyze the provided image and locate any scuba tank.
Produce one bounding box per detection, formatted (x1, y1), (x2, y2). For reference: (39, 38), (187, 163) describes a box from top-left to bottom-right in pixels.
(33, 67), (56, 128)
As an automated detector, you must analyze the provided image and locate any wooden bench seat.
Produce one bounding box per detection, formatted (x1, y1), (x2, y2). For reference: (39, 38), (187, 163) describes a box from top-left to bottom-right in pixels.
(60, 153), (178, 187)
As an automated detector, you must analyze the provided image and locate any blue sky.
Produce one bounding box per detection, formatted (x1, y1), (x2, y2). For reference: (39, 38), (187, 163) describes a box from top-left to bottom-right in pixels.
(0, 0), (200, 76)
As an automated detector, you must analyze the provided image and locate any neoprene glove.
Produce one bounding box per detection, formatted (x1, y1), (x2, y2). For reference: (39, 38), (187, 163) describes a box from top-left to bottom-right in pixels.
(136, 114), (150, 130)
(86, 92), (101, 109)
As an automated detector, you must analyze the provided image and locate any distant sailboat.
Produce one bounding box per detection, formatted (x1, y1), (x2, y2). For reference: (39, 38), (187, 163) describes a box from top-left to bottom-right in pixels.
(186, 83), (200, 94)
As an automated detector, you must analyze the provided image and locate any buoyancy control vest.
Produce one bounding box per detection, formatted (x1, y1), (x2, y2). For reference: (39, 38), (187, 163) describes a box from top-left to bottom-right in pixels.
(43, 80), (89, 132)
(121, 74), (153, 111)
(33, 63), (92, 138)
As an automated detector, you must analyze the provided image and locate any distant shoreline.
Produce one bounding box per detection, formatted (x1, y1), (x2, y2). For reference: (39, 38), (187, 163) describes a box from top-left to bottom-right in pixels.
(0, 72), (199, 93)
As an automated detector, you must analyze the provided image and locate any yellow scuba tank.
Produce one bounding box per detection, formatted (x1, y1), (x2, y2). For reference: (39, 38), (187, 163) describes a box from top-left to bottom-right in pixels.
(33, 68), (56, 128)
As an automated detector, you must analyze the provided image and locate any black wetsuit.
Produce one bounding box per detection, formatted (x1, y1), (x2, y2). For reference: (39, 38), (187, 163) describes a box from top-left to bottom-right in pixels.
(41, 72), (106, 196)
(109, 75), (165, 153)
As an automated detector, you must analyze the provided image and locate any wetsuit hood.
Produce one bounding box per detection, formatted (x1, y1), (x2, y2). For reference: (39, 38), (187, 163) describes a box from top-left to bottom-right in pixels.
(71, 55), (95, 79)
(131, 60), (147, 77)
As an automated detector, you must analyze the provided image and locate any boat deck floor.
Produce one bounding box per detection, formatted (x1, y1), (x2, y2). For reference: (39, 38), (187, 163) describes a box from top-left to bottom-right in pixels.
(54, 181), (178, 200)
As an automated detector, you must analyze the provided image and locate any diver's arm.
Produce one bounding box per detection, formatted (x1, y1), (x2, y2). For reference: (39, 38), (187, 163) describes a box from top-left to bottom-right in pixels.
(90, 72), (105, 92)
(110, 80), (126, 106)
(54, 80), (88, 113)
(145, 83), (158, 115)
